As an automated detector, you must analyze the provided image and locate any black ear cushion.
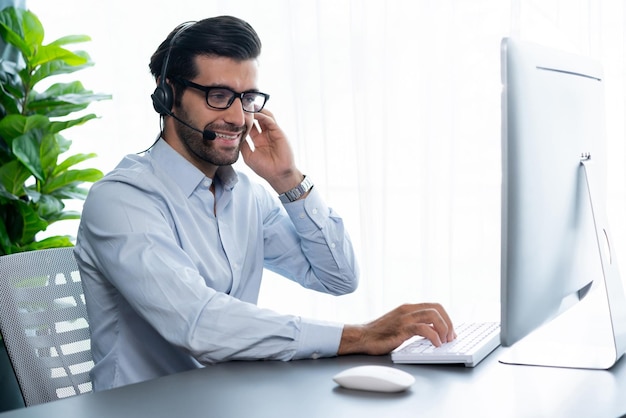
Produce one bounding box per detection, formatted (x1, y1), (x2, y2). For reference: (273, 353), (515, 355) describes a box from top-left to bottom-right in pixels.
(151, 84), (173, 115)
(153, 22), (196, 116)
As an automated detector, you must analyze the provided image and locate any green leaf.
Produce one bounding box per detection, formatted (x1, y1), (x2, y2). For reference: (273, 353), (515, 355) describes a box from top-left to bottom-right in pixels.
(14, 199), (48, 243)
(20, 235), (74, 252)
(34, 193), (64, 219)
(48, 114), (97, 134)
(0, 58), (20, 78)
(52, 186), (89, 201)
(54, 152), (98, 174)
(47, 209), (81, 222)
(11, 133), (42, 180)
(27, 82), (111, 117)
(24, 185), (41, 207)
(0, 182), (17, 200)
(12, 131), (50, 181)
(39, 80), (89, 97)
(0, 200), (23, 245)
(43, 168), (102, 194)
(55, 134), (72, 154)
(0, 114), (50, 148)
(0, 8), (30, 58)
(0, 159), (31, 195)
(31, 44), (88, 69)
(31, 50), (94, 86)
(0, 214), (12, 255)
(0, 60), (23, 114)
(28, 99), (91, 118)
(0, 86), (21, 116)
(49, 34), (91, 47)
(40, 132), (59, 178)
(57, 92), (112, 105)
(20, 9), (44, 51)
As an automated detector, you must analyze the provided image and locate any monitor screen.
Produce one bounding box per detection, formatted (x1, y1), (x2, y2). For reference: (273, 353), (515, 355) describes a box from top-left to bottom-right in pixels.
(499, 37), (626, 369)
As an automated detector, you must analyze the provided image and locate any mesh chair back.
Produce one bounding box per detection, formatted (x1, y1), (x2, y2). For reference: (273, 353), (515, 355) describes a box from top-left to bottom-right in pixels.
(0, 247), (93, 406)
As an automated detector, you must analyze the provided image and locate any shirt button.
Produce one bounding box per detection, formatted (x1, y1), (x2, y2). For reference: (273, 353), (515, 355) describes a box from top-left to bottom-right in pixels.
(312, 352), (320, 360)
(312, 208), (318, 215)
(330, 243), (336, 249)
(203, 180), (211, 188)
(299, 212), (306, 219)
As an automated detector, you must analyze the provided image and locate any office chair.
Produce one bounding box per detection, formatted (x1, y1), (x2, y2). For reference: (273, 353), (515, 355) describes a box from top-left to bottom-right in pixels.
(0, 247), (93, 407)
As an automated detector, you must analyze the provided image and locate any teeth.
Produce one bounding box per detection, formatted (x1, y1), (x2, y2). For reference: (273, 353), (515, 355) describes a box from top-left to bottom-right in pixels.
(216, 133), (239, 140)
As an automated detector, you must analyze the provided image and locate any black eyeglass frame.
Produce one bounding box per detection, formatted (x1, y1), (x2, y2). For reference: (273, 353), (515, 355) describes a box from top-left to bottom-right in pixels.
(174, 77), (270, 113)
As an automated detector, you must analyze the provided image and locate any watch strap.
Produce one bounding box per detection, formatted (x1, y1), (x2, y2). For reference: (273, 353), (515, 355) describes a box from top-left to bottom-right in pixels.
(279, 175), (313, 203)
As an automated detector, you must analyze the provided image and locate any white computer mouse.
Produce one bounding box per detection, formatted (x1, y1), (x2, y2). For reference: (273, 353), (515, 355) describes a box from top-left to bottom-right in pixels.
(332, 365), (415, 393)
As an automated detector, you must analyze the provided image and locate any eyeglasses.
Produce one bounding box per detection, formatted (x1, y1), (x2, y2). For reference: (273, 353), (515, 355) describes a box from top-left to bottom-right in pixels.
(175, 78), (270, 113)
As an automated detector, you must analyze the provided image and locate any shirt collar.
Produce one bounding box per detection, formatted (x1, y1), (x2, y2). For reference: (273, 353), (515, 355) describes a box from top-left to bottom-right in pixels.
(149, 138), (239, 197)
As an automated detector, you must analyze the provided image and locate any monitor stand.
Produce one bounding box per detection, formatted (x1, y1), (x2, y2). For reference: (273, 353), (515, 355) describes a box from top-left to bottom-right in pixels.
(499, 156), (626, 369)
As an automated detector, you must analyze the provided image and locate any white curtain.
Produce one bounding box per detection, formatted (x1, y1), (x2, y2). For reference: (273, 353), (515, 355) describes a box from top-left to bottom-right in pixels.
(30, 0), (626, 324)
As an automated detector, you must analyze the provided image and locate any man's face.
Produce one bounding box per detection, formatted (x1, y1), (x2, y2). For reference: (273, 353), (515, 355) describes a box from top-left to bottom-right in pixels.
(168, 55), (259, 176)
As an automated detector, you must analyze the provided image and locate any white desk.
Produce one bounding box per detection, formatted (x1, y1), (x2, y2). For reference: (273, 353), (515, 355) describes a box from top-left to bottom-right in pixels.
(1, 348), (625, 417)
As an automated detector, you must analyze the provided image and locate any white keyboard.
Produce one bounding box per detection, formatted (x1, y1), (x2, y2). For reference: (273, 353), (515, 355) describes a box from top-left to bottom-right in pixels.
(391, 322), (500, 367)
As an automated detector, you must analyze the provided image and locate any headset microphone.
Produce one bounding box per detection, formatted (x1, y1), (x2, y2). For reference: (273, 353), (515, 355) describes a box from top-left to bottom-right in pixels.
(151, 21), (216, 141)
(160, 106), (217, 141)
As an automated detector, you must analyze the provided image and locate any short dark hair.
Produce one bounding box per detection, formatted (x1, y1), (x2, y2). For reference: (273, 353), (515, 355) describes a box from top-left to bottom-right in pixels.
(149, 16), (262, 104)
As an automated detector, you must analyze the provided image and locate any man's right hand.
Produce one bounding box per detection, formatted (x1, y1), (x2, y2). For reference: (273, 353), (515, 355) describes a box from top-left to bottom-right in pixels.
(337, 303), (456, 356)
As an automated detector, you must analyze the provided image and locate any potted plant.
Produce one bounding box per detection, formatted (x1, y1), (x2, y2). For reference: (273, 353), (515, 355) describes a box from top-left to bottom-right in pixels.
(0, 6), (111, 256)
(0, 6), (110, 411)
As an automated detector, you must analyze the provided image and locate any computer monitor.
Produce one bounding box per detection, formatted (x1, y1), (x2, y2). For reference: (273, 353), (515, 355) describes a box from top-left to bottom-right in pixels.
(499, 37), (626, 369)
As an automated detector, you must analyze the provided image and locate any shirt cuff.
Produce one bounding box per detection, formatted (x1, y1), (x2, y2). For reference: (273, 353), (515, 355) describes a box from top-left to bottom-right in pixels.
(283, 188), (329, 231)
(293, 318), (344, 360)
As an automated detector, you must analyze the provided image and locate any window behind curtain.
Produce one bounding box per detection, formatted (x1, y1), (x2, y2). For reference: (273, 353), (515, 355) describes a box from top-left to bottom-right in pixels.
(29, 0), (626, 325)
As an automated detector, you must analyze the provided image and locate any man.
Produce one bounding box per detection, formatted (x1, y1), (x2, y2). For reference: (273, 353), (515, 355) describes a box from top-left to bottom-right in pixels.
(75, 15), (456, 391)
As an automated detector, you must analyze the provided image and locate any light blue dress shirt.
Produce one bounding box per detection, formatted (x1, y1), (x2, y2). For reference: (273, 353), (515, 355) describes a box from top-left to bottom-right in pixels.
(74, 139), (359, 390)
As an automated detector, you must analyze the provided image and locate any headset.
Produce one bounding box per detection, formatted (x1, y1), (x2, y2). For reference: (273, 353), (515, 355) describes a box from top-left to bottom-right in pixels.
(151, 21), (197, 116)
(150, 21), (216, 141)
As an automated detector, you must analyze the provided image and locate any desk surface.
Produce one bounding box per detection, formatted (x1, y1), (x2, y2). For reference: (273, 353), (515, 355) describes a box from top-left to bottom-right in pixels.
(2, 347), (626, 418)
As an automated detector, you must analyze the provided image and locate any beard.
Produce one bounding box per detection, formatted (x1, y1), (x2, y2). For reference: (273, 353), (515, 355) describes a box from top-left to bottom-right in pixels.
(173, 107), (246, 167)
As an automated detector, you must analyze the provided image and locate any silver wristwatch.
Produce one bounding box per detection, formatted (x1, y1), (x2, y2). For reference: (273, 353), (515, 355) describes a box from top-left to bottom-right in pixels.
(278, 176), (314, 203)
